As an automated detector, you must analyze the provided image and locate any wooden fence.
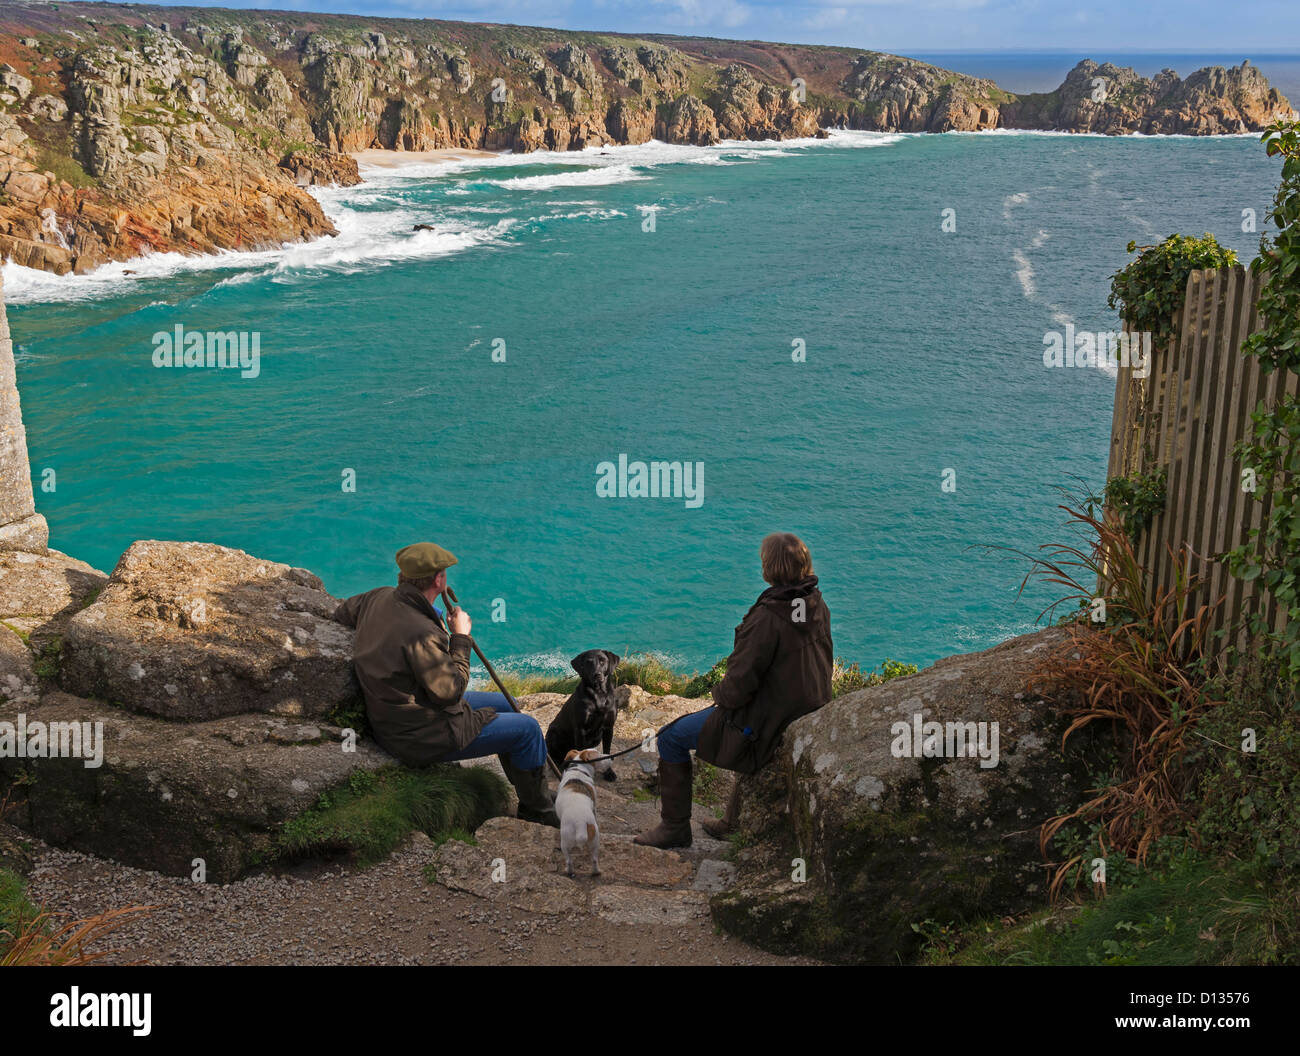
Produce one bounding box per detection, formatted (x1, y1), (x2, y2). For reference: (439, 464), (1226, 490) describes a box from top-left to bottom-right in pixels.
(1106, 266), (1297, 658)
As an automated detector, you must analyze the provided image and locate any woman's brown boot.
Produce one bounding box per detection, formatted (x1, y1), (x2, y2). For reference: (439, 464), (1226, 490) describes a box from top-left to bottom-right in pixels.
(702, 781), (741, 839)
(633, 760), (693, 848)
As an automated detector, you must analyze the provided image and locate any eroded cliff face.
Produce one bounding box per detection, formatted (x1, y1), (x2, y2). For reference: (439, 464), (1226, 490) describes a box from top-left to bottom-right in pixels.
(0, 28), (342, 274)
(0, 3), (1291, 275)
(827, 54), (1007, 132)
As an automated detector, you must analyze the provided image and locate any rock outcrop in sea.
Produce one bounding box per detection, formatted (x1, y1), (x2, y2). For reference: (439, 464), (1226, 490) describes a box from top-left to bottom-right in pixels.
(0, 2), (1291, 274)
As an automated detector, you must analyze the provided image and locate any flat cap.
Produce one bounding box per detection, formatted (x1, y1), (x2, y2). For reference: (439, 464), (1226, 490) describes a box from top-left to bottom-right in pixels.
(395, 541), (458, 578)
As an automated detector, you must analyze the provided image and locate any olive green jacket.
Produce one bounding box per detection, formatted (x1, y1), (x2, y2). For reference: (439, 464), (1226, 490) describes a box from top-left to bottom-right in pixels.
(334, 583), (495, 765)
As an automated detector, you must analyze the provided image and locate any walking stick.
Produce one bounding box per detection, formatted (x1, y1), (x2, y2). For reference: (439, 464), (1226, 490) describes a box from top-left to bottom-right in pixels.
(441, 586), (563, 780)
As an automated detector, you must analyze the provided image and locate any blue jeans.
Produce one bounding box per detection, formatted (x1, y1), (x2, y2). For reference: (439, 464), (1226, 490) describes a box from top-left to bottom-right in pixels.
(656, 706), (716, 764)
(438, 691), (548, 771)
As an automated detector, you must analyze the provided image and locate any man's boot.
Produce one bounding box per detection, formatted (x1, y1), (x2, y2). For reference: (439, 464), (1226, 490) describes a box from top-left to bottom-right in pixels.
(701, 780), (741, 839)
(499, 756), (559, 828)
(633, 759), (693, 848)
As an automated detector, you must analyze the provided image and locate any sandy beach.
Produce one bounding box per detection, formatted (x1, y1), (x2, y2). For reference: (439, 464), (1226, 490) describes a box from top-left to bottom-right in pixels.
(350, 147), (500, 168)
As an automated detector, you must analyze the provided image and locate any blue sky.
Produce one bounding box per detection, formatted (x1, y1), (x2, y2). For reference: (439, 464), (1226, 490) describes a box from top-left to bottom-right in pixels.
(131, 1), (1300, 53)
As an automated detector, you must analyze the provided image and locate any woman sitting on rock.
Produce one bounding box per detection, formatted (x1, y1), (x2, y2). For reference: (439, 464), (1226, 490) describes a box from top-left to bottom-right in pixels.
(634, 532), (833, 849)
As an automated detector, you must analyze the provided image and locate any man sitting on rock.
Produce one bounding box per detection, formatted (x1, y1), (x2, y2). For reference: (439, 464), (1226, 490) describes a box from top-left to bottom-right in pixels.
(635, 532), (833, 849)
(334, 541), (558, 827)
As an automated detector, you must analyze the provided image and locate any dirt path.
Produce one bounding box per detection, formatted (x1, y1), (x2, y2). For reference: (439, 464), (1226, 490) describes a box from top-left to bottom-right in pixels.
(21, 705), (817, 966)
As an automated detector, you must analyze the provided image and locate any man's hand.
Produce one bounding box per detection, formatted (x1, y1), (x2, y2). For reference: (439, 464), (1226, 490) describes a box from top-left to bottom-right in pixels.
(448, 606), (472, 636)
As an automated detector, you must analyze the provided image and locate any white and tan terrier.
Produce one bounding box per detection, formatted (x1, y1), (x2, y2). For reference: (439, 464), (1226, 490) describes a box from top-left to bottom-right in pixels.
(556, 748), (603, 877)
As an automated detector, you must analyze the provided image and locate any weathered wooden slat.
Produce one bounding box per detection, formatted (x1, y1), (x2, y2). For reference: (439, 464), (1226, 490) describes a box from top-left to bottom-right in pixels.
(1108, 267), (1286, 662)
(1135, 307), (1172, 598)
(1145, 272), (1202, 604)
(1106, 312), (1138, 483)
(1234, 274), (1272, 655)
(1169, 269), (1223, 612)
(1203, 269), (1251, 650)
(1195, 269), (1229, 642)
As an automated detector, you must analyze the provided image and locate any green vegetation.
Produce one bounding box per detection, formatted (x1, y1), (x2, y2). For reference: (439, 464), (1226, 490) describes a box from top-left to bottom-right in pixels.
(1108, 232), (1240, 349)
(482, 651), (727, 699)
(34, 147), (95, 189)
(432, 827), (477, 847)
(486, 652), (915, 701)
(1229, 120), (1300, 679)
(692, 759), (723, 806)
(32, 638), (62, 681)
(277, 765), (509, 866)
(922, 654), (1300, 965)
(922, 852), (1296, 965)
(1103, 466), (1167, 542)
(681, 657), (727, 698)
(614, 652), (698, 696)
(477, 670), (579, 696)
(1193, 655), (1300, 881)
(830, 657), (918, 697)
(0, 867), (39, 945)
(0, 865), (148, 965)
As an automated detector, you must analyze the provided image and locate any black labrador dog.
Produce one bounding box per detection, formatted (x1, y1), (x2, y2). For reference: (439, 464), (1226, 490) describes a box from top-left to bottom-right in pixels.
(545, 650), (621, 780)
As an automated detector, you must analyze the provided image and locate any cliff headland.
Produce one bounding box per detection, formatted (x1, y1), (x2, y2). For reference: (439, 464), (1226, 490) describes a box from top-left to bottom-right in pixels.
(0, 2), (1291, 275)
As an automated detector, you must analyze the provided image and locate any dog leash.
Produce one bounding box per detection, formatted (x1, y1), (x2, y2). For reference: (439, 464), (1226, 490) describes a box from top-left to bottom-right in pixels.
(560, 705), (719, 769)
(440, 586), (565, 781)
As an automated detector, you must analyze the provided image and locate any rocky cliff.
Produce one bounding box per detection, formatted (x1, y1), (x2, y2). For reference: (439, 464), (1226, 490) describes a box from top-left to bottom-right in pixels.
(999, 58), (1293, 135)
(0, 2), (1291, 274)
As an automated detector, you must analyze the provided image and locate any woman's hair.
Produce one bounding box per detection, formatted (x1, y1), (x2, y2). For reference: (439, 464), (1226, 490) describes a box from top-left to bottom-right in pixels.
(760, 532), (814, 585)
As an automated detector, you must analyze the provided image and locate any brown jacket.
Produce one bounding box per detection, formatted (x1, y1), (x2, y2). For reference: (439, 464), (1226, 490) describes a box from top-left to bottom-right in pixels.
(696, 576), (832, 774)
(334, 583), (495, 765)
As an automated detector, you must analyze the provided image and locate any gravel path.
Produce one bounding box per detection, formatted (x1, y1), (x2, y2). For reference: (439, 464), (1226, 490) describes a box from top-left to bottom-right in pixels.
(23, 836), (812, 966)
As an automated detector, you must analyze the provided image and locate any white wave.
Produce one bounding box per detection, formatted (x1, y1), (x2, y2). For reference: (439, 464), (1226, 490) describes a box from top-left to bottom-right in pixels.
(531, 208), (627, 222)
(4, 127), (907, 304)
(484, 647), (696, 679)
(488, 163), (649, 190)
(486, 650), (576, 677)
(1002, 191), (1029, 219)
(358, 129), (906, 188)
(1011, 249), (1036, 298)
(2, 191), (517, 304)
(213, 271), (261, 289)
(1094, 355), (1120, 379)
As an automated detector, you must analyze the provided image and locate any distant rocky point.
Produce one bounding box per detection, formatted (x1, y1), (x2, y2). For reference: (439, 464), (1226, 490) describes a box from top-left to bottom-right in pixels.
(0, 1), (1292, 274)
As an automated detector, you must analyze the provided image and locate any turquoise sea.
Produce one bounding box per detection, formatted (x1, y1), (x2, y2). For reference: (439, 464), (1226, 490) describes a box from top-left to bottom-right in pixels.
(4, 128), (1284, 674)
